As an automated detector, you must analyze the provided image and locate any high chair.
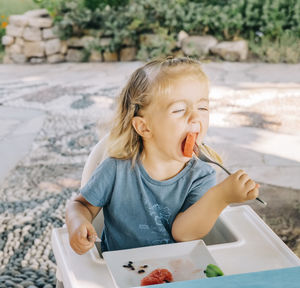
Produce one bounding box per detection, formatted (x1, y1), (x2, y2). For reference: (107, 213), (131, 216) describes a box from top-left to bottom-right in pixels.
(52, 135), (300, 288)
(53, 134), (110, 288)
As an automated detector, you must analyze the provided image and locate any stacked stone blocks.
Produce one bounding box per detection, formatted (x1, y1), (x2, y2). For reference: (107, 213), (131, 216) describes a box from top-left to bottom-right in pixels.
(2, 9), (137, 64)
(2, 9), (66, 64)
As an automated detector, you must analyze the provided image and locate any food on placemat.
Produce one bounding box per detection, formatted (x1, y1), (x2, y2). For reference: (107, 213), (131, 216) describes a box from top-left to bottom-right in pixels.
(204, 264), (224, 277)
(141, 268), (173, 286)
(183, 133), (197, 157)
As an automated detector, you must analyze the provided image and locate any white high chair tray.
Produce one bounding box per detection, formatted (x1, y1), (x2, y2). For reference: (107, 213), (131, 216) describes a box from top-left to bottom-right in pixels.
(52, 206), (300, 288)
(102, 240), (219, 288)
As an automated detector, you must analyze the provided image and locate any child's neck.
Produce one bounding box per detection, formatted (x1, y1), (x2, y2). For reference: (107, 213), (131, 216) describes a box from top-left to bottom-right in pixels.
(140, 151), (187, 181)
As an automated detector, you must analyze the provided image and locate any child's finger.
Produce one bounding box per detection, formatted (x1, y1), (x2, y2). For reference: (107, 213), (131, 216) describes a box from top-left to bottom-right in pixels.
(86, 223), (97, 241)
(77, 225), (97, 247)
(87, 233), (98, 243)
(77, 227), (92, 245)
(239, 173), (250, 184)
(234, 169), (246, 180)
(73, 241), (94, 255)
(245, 179), (256, 191)
(247, 187), (259, 200)
(77, 233), (95, 249)
(70, 234), (94, 255)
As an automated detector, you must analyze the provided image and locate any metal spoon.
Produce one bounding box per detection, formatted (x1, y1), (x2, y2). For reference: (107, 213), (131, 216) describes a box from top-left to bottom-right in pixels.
(194, 143), (267, 206)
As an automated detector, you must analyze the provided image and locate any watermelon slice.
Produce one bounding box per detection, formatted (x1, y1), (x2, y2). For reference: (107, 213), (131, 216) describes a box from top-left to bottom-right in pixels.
(141, 268), (173, 286)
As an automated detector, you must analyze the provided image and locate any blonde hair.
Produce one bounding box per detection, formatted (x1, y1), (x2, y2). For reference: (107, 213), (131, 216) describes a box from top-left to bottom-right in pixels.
(107, 57), (210, 163)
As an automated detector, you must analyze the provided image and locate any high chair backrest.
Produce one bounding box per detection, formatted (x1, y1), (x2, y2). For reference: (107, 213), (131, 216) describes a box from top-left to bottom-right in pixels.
(81, 134), (109, 235)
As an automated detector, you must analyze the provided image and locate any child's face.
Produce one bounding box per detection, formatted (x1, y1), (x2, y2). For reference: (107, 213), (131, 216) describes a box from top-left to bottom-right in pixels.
(142, 76), (209, 162)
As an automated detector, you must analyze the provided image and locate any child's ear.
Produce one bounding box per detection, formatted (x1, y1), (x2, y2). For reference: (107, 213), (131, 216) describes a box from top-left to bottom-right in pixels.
(132, 116), (152, 138)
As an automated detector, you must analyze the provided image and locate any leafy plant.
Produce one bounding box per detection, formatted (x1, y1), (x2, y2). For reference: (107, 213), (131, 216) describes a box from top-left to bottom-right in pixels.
(33, 0), (65, 18)
(137, 28), (176, 60)
(84, 0), (129, 10)
(249, 31), (300, 63)
(52, 1), (93, 39)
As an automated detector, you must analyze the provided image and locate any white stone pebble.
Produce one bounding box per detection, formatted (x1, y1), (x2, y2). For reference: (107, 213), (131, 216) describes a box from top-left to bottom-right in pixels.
(14, 242), (20, 249)
(23, 225), (32, 232)
(7, 232), (13, 240)
(31, 259), (39, 266)
(34, 238), (41, 245)
(41, 264), (48, 270)
(44, 248), (50, 257)
(14, 228), (21, 235)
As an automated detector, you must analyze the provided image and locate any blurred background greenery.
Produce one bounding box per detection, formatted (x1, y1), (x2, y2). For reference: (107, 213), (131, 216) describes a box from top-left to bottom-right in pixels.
(1, 0), (300, 63)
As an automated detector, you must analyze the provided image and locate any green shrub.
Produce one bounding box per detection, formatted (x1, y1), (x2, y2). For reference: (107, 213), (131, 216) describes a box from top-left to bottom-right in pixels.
(249, 31), (300, 63)
(34, 0), (300, 62)
(33, 0), (65, 18)
(48, 1), (93, 39)
(137, 28), (176, 60)
(84, 0), (129, 10)
(244, 0), (300, 39)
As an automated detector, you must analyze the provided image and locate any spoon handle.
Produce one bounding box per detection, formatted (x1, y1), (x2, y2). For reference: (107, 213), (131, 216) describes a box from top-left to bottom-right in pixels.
(212, 161), (232, 176)
(195, 144), (267, 206)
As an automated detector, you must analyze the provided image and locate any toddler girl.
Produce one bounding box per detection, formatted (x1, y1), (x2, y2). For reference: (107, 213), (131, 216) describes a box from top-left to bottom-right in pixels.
(66, 57), (259, 254)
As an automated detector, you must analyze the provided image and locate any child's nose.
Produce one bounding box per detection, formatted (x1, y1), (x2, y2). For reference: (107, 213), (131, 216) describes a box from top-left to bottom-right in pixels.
(188, 109), (201, 123)
(189, 122), (199, 133)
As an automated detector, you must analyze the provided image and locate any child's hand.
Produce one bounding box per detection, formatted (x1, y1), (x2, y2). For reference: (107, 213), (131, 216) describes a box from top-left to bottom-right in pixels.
(217, 170), (259, 204)
(69, 220), (98, 255)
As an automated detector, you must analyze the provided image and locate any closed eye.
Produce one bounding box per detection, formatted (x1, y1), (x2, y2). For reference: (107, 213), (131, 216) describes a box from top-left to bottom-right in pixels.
(172, 109), (185, 113)
(198, 107), (208, 111)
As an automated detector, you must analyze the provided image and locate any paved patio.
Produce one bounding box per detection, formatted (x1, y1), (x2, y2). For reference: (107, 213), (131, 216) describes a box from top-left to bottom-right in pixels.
(0, 61), (299, 287)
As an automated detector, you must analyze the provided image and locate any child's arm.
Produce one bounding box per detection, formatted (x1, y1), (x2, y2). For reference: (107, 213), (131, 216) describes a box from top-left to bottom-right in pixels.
(66, 195), (101, 254)
(171, 170), (259, 242)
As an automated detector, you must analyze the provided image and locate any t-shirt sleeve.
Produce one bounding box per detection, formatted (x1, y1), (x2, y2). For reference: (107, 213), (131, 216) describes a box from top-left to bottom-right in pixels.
(180, 165), (216, 212)
(80, 157), (117, 207)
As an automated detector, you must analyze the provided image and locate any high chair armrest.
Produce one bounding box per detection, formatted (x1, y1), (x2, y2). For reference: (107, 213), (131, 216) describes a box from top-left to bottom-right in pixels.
(51, 227), (113, 288)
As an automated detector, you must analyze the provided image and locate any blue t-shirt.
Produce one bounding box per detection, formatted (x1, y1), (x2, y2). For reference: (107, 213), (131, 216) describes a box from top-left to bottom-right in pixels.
(80, 156), (216, 252)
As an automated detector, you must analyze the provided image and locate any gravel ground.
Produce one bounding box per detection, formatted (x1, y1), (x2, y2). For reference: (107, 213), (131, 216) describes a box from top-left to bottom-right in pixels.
(0, 82), (113, 287)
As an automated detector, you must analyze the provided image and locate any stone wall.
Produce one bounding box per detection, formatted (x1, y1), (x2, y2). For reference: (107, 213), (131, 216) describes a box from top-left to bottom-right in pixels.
(1, 9), (137, 64)
(2, 9), (64, 64)
(1, 9), (248, 64)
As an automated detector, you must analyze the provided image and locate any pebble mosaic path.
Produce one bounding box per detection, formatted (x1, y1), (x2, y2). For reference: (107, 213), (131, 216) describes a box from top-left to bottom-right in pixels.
(0, 78), (118, 287)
